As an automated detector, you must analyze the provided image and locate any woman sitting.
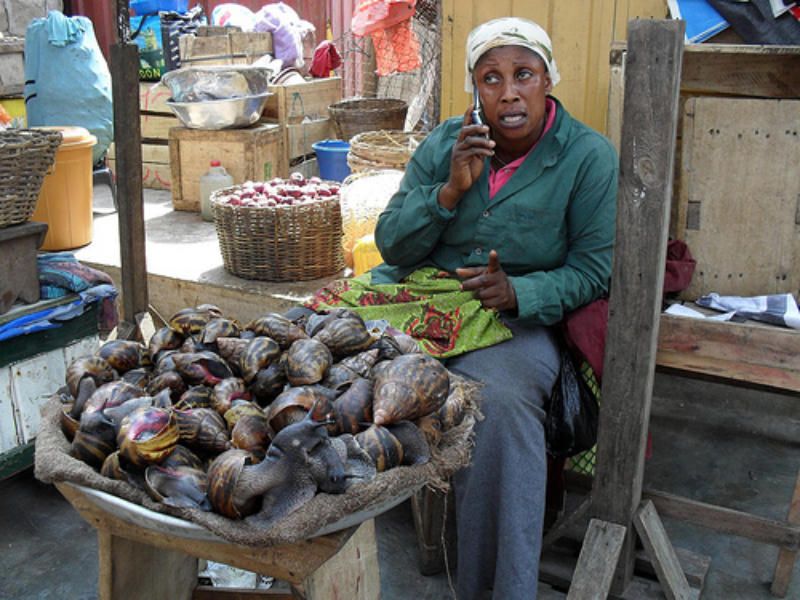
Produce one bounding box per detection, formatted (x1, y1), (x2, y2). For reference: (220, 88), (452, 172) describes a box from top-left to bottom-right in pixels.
(307, 16), (617, 599)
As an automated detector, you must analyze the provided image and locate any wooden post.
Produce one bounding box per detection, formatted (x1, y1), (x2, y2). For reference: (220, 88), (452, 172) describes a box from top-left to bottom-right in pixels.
(590, 18), (685, 596)
(771, 469), (800, 597)
(111, 1), (149, 326)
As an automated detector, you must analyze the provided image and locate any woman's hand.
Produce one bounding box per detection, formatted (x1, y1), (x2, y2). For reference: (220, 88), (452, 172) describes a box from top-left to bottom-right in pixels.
(456, 250), (517, 312)
(438, 106), (495, 211)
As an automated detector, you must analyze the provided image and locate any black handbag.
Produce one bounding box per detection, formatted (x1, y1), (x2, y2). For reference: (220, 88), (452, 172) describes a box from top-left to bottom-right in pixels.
(544, 347), (600, 458)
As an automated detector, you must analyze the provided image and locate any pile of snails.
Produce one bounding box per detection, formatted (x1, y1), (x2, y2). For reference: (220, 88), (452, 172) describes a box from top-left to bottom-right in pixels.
(58, 305), (466, 525)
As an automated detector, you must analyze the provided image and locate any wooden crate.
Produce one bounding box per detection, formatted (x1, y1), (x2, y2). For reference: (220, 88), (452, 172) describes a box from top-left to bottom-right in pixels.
(607, 43), (800, 299)
(108, 143), (171, 191)
(139, 81), (180, 144)
(262, 117), (336, 164)
(169, 123), (284, 212)
(262, 77), (342, 125)
(0, 37), (24, 97)
(178, 31), (273, 67)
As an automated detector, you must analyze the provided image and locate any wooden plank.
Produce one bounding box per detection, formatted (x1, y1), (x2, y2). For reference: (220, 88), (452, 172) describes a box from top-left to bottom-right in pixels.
(98, 530), (198, 600)
(140, 81), (174, 115)
(109, 143), (172, 191)
(543, 497), (592, 550)
(169, 124), (284, 211)
(262, 78), (342, 124)
(303, 518), (380, 600)
(0, 367), (18, 454)
(591, 19), (684, 596)
(141, 114), (181, 142)
(11, 349), (71, 444)
(675, 97), (800, 299)
(193, 587), (294, 600)
(656, 314), (800, 393)
(179, 32), (273, 67)
(111, 41), (149, 323)
(681, 44), (800, 99)
(634, 500), (691, 600)
(772, 469), (800, 597)
(642, 488), (800, 551)
(56, 481), (360, 587)
(0, 442), (33, 481)
(286, 119), (333, 161)
(567, 518), (626, 600)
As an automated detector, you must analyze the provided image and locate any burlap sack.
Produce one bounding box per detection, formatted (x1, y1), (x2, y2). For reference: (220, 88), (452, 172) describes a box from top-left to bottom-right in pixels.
(35, 378), (478, 547)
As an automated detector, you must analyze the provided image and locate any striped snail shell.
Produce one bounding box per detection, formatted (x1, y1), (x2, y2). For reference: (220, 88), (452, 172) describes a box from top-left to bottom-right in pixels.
(223, 400), (264, 430)
(239, 337), (281, 384)
(212, 377), (250, 415)
(82, 381), (145, 416)
(265, 385), (336, 434)
(122, 367), (151, 389)
(174, 407), (231, 455)
(231, 414), (271, 460)
(355, 425), (404, 472)
(173, 384), (214, 411)
(313, 316), (375, 359)
(438, 382), (467, 431)
(207, 449), (260, 519)
(249, 359), (288, 406)
(415, 412), (443, 449)
(200, 318), (241, 347)
(372, 353), (450, 426)
(245, 313), (308, 349)
(97, 340), (147, 374)
(215, 337), (249, 369)
(148, 326), (184, 362)
(333, 377), (373, 435)
(144, 465), (211, 510)
(71, 411), (117, 469)
(286, 338), (332, 386)
(117, 407), (179, 469)
(147, 370), (188, 403)
(168, 307), (215, 336)
(173, 351), (233, 387)
(66, 356), (116, 398)
(160, 444), (206, 471)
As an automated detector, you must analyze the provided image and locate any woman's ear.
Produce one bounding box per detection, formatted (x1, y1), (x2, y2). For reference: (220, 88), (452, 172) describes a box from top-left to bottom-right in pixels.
(544, 73), (553, 94)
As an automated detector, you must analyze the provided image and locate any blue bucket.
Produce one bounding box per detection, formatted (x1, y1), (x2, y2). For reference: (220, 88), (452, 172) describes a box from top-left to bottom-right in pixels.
(312, 139), (351, 182)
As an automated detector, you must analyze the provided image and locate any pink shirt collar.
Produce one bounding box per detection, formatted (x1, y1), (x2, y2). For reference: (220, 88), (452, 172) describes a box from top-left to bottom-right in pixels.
(488, 97), (558, 199)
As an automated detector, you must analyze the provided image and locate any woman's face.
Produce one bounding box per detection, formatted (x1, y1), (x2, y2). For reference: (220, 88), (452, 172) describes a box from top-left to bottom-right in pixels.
(473, 45), (553, 153)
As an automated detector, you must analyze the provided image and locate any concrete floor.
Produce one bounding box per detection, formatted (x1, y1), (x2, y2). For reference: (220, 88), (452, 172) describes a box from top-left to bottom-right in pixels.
(1, 188), (799, 599)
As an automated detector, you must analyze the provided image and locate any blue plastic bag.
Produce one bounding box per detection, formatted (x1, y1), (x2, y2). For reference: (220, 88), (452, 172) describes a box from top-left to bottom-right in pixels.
(24, 11), (113, 164)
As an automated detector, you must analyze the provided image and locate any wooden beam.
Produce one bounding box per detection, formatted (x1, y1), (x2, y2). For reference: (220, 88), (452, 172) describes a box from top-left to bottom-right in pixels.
(193, 588), (294, 600)
(591, 18), (685, 597)
(634, 500), (691, 600)
(110, 39), (149, 323)
(772, 469), (800, 597)
(566, 518), (626, 600)
(656, 314), (800, 394)
(594, 20), (684, 596)
(542, 497), (592, 550)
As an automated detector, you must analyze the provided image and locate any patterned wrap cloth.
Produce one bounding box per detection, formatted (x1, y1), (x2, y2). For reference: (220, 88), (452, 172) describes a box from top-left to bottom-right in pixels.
(305, 267), (512, 359)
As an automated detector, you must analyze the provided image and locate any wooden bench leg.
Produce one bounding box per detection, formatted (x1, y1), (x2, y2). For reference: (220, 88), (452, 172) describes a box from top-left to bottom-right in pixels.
(98, 529), (198, 600)
(411, 485), (449, 576)
(771, 469), (800, 597)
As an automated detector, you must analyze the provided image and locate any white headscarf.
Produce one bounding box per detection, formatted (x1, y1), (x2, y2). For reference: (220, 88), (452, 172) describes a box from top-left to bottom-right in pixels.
(464, 17), (560, 92)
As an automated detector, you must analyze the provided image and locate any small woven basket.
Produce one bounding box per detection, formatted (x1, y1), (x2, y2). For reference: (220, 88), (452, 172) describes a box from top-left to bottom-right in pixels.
(347, 130), (423, 173)
(212, 186), (344, 282)
(0, 129), (63, 228)
(328, 98), (408, 142)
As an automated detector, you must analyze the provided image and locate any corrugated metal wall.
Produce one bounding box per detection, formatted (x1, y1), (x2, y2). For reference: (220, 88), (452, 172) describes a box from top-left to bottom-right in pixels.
(440, 0), (667, 134)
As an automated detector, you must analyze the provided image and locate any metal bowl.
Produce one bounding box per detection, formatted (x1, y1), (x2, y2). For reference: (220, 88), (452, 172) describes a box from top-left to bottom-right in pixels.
(166, 93), (272, 130)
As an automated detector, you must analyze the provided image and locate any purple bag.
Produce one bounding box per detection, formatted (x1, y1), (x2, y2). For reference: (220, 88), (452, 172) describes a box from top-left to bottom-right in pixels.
(254, 2), (303, 66)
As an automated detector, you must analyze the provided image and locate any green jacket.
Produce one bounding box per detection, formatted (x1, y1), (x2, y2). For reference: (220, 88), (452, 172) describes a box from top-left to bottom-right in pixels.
(371, 97), (618, 327)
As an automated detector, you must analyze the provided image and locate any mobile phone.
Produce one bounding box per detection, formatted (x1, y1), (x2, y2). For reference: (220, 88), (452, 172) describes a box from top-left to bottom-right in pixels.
(471, 80), (488, 138)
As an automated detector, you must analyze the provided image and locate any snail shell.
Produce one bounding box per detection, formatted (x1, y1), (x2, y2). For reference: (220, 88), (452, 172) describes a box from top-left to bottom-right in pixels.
(223, 400), (264, 430)
(386, 421), (431, 466)
(207, 449), (260, 519)
(200, 318), (241, 347)
(160, 444), (206, 471)
(60, 404), (80, 442)
(239, 337), (281, 384)
(71, 411), (117, 469)
(122, 367), (151, 389)
(415, 412), (443, 448)
(313, 316), (375, 359)
(246, 313), (308, 349)
(174, 407), (231, 455)
(82, 381), (145, 416)
(249, 361), (288, 406)
(117, 407), (179, 468)
(439, 382), (467, 431)
(265, 385), (336, 434)
(355, 425), (404, 472)
(168, 307), (216, 336)
(147, 370), (188, 403)
(286, 338), (332, 386)
(100, 451), (129, 481)
(231, 414), (271, 460)
(333, 377), (373, 435)
(97, 340), (147, 374)
(148, 326), (184, 362)
(212, 378), (250, 415)
(372, 353), (450, 426)
(215, 337), (249, 369)
(174, 385), (214, 411)
(144, 465), (211, 510)
(173, 351), (233, 386)
(66, 356), (116, 398)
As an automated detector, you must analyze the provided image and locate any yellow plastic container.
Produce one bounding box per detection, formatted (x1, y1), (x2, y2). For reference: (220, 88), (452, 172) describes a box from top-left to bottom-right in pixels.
(31, 126), (97, 251)
(0, 98), (26, 127)
(352, 234), (383, 276)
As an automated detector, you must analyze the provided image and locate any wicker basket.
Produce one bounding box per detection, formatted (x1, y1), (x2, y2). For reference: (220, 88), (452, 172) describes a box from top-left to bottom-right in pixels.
(328, 98), (408, 142)
(0, 129), (63, 228)
(212, 186), (344, 281)
(347, 130), (423, 173)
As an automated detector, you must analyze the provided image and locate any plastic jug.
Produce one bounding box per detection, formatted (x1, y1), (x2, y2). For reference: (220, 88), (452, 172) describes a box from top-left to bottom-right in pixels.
(200, 160), (234, 221)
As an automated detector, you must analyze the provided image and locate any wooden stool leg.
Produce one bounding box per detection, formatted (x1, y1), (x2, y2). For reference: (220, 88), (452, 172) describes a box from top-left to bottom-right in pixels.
(97, 529), (197, 600)
(301, 519), (380, 600)
(771, 469), (800, 597)
(411, 485), (449, 576)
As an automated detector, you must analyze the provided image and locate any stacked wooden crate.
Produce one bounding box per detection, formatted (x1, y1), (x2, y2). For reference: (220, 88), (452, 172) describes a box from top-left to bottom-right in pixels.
(178, 26), (273, 67)
(108, 82), (178, 191)
(262, 77), (343, 172)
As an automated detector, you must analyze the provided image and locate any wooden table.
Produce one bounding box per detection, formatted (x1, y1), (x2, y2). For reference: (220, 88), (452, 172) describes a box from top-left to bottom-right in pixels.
(56, 481), (388, 600)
